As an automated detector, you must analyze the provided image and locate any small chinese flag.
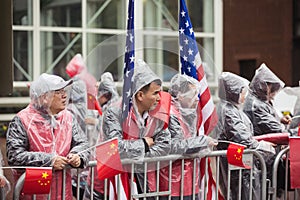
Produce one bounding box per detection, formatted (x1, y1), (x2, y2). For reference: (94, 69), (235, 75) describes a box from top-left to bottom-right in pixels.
(22, 167), (52, 194)
(227, 143), (251, 169)
(87, 93), (96, 110)
(289, 137), (300, 188)
(96, 138), (123, 180)
(87, 93), (102, 115)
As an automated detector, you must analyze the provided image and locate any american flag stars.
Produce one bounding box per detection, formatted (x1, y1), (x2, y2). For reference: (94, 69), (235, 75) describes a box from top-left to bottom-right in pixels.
(122, 0), (135, 121)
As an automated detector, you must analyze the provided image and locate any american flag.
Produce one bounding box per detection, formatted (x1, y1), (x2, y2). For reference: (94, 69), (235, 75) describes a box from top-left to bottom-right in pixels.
(179, 1), (223, 200)
(117, 1), (137, 199)
(179, 0), (217, 135)
(122, 0), (135, 122)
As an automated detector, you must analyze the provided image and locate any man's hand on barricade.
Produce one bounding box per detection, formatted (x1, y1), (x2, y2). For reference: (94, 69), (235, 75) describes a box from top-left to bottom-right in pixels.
(280, 115), (292, 124)
(53, 156), (68, 170)
(207, 136), (218, 151)
(67, 153), (81, 168)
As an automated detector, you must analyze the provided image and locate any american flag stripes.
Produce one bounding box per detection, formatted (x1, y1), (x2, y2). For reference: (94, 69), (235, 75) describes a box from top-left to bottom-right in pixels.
(179, 1), (223, 200)
(179, 0), (217, 135)
(122, 0), (135, 123)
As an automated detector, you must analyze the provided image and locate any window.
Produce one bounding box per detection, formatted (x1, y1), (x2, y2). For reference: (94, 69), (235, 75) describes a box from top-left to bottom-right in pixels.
(13, 0), (222, 92)
(239, 59), (256, 81)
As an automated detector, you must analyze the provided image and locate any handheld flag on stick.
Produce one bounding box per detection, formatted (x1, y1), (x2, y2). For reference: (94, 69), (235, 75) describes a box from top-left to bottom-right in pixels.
(96, 138), (123, 180)
(227, 143), (251, 169)
(179, 0), (217, 135)
(122, 0), (135, 125)
(22, 167), (52, 194)
(66, 54), (98, 97)
(87, 93), (102, 115)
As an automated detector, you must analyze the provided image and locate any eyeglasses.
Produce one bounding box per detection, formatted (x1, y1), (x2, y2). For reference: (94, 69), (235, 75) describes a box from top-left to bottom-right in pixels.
(54, 89), (66, 95)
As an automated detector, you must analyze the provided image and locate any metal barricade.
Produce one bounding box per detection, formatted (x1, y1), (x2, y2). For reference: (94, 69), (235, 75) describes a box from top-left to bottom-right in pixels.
(0, 187), (5, 200)
(12, 149), (267, 200)
(270, 147), (299, 200)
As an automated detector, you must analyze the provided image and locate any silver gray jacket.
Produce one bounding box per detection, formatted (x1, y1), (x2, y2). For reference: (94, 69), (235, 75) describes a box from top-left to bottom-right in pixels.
(243, 63), (286, 136)
(7, 115), (90, 167)
(102, 59), (171, 160)
(215, 72), (258, 148)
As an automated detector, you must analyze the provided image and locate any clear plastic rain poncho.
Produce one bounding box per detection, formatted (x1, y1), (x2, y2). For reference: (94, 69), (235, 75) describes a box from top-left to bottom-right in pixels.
(98, 72), (120, 112)
(103, 59), (170, 160)
(66, 53), (98, 141)
(67, 76), (88, 133)
(168, 74), (212, 154)
(102, 59), (171, 193)
(159, 74), (213, 197)
(6, 73), (90, 200)
(83, 72), (121, 200)
(243, 63), (288, 136)
(215, 72), (276, 200)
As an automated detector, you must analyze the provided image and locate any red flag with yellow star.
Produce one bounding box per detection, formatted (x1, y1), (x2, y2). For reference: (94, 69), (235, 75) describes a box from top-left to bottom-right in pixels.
(226, 143), (251, 169)
(96, 138), (123, 180)
(87, 93), (102, 115)
(22, 167), (52, 194)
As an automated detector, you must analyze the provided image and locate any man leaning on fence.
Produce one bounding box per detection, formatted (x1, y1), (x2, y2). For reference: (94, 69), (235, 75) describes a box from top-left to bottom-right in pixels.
(6, 73), (90, 200)
(102, 59), (171, 197)
(159, 73), (216, 199)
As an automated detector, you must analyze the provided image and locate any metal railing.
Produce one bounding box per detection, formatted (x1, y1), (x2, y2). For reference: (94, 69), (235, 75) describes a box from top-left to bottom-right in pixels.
(12, 149), (267, 200)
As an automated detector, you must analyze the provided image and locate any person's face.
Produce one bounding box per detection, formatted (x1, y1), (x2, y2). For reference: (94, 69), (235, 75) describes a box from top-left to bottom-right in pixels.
(49, 88), (68, 114)
(179, 84), (199, 108)
(266, 85), (278, 101)
(135, 82), (161, 115)
(98, 95), (109, 107)
(239, 87), (248, 104)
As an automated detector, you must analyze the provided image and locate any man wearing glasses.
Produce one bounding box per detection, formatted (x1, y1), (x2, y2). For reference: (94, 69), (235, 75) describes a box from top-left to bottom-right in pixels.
(6, 73), (90, 200)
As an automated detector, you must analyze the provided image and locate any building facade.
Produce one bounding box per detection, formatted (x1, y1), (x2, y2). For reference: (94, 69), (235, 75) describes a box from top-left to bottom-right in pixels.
(1, 0), (299, 122)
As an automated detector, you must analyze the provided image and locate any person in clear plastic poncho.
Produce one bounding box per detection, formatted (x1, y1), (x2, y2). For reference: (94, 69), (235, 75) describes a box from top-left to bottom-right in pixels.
(102, 59), (171, 195)
(97, 72), (120, 112)
(159, 74), (215, 199)
(6, 73), (90, 200)
(214, 72), (276, 200)
(83, 72), (121, 200)
(243, 63), (297, 136)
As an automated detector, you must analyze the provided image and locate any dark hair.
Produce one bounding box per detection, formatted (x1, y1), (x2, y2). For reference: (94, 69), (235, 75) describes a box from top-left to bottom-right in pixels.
(140, 79), (161, 93)
(102, 92), (112, 100)
(267, 82), (281, 93)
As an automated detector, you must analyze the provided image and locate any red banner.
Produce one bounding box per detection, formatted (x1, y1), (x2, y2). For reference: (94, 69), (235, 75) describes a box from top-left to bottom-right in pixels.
(289, 137), (300, 188)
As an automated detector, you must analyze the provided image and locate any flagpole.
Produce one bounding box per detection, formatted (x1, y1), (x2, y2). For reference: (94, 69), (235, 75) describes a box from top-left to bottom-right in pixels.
(0, 166), (52, 169)
(217, 140), (247, 148)
(291, 115), (300, 120)
(77, 137), (119, 155)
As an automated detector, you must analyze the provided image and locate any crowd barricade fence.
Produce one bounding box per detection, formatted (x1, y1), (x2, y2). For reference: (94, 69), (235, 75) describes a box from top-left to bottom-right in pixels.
(269, 146), (300, 200)
(12, 149), (267, 200)
(0, 187), (5, 200)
